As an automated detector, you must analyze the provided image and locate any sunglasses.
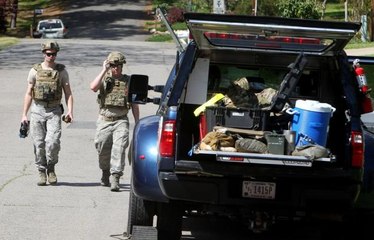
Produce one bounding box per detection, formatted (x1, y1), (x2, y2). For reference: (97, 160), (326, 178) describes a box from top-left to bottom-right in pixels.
(110, 64), (121, 68)
(45, 52), (57, 57)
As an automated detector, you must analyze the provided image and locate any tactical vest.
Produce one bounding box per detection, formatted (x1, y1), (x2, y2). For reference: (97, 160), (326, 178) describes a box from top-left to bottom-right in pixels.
(98, 74), (130, 108)
(32, 63), (65, 107)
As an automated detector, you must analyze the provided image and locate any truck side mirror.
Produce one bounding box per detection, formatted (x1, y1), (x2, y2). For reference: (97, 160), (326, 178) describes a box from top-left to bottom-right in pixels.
(128, 74), (149, 104)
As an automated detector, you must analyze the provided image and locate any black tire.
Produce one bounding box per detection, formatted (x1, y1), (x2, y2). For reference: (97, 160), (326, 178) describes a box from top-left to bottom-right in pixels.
(157, 201), (183, 240)
(126, 188), (156, 237)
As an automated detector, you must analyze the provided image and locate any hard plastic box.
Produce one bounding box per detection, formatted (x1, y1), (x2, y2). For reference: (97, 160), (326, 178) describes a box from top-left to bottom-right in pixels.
(266, 134), (286, 155)
(205, 106), (269, 131)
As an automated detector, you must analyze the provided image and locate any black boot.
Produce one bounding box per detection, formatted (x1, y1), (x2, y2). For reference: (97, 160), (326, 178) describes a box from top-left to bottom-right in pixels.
(101, 170), (110, 186)
(47, 165), (57, 185)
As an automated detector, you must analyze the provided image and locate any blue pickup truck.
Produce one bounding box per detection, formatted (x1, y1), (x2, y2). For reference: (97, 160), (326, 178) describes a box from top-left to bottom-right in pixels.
(125, 10), (374, 239)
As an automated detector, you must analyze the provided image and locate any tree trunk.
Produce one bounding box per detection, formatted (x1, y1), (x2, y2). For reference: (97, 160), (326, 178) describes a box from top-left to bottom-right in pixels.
(321, 0), (327, 20)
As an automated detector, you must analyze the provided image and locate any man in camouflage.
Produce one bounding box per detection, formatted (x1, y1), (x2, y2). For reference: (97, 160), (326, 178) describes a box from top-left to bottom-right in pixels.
(90, 51), (139, 192)
(21, 40), (74, 186)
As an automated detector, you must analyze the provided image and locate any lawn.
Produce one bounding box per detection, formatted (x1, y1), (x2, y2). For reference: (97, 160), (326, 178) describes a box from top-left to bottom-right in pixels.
(0, 37), (19, 50)
(323, 2), (346, 21)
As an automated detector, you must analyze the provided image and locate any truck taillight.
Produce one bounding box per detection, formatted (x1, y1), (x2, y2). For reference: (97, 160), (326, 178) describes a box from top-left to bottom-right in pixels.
(351, 131), (364, 168)
(160, 120), (176, 157)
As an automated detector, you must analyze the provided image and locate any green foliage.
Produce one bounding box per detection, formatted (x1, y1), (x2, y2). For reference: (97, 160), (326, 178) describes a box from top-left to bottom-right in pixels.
(350, 0), (371, 22)
(257, 0), (279, 16)
(173, 0), (211, 13)
(172, 22), (187, 31)
(167, 6), (184, 24)
(146, 33), (173, 42)
(153, 0), (176, 6)
(277, 0), (321, 19)
(346, 41), (374, 50)
(150, 21), (187, 32)
(323, 3), (345, 21)
(226, 0), (252, 15)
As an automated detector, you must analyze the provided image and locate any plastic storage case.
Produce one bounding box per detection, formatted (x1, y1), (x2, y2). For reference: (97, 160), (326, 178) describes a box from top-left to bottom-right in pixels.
(205, 106), (269, 131)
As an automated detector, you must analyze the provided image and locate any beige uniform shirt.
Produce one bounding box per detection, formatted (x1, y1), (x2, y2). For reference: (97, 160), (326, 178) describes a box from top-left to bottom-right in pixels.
(27, 62), (69, 85)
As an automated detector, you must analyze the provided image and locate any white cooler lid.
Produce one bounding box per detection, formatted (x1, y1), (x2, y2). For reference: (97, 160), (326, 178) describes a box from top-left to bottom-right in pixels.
(295, 100), (335, 113)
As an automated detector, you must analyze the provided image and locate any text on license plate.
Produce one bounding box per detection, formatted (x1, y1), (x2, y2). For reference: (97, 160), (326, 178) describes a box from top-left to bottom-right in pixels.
(242, 181), (276, 199)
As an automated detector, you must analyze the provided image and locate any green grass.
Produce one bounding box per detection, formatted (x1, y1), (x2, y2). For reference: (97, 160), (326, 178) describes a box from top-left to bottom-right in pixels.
(0, 37), (19, 50)
(146, 21), (187, 33)
(146, 33), (173, 42)
(346, 41), (374, 49)
(171, 22), (187, 31)
(323, 3), (346, 21)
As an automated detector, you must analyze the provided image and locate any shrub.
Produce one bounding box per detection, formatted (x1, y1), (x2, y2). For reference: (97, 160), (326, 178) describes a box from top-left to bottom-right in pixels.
(167, 7), (184, 24)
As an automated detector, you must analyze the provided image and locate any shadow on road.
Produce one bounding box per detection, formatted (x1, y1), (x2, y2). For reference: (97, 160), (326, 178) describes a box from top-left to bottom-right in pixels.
(61, 0), (153, 40)
(56, 182), (131, 190)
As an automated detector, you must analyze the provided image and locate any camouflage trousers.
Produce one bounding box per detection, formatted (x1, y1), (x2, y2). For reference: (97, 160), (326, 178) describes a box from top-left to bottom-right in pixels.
(94, 116), (130, 176)
(30, 103), (62, 171)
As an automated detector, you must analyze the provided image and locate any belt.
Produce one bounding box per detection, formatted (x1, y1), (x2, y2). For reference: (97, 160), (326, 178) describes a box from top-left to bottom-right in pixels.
(100, 115), (127, 121)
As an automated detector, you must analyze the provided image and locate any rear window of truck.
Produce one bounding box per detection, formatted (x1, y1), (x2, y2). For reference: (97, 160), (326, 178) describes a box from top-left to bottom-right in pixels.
(208, 64), (319, 99)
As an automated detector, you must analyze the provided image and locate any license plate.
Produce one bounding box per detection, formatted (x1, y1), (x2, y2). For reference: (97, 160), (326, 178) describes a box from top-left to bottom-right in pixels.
(242, 181), (276, 199)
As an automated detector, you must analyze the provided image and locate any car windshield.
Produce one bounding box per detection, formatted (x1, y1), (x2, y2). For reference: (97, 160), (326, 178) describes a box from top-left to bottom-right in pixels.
(39, 22), (62, 29)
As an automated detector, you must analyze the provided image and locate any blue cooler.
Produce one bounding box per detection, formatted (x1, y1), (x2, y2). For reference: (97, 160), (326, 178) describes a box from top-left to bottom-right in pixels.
(286, 100), (335, 147)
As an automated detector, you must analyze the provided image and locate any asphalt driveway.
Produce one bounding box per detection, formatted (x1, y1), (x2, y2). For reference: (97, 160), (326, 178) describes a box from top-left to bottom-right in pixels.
(60, 0), (154, 41)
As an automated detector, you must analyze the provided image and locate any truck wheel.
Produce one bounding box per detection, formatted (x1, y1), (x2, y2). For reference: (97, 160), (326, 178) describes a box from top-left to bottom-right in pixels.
(126, 188), (155, 236)
(157, 201), (183, 240)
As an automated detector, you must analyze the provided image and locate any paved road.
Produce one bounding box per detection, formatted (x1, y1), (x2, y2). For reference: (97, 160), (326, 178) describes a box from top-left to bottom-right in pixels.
(0, 38), (176, 240)
(346, 47), (374, 56)
(61, 0), (153, 41)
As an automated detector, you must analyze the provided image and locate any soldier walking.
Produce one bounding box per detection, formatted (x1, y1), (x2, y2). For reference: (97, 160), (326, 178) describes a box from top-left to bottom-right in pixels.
(90, 51), (139, 192)
(21, 40), (74, 186)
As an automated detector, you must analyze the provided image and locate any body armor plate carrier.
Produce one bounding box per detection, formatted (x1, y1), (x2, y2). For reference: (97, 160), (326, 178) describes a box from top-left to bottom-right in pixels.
(98, 74), (130, 108)
(32, 63), (65, 107)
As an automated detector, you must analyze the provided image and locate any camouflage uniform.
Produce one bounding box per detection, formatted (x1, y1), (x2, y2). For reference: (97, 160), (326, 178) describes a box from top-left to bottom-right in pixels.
(22, 40), (73, 186)
(27, 53), (69, 172)
(94, 74), (130, 176)
(92, 51), (133, 191)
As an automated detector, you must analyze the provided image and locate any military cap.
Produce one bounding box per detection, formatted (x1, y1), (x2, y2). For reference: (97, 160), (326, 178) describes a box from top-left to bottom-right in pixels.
(41, 40), (60, 52)
(107, 51), (126, 64)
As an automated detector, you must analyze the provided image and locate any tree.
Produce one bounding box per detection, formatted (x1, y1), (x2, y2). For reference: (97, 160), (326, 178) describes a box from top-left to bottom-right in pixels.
(257, 0), (279, 16)
(277, 0), (321, 19)
(350, 0), (370, 22)
(9, 0), (17, 28)
(226, 0), (252, 15)
(321, 0), (328, 19)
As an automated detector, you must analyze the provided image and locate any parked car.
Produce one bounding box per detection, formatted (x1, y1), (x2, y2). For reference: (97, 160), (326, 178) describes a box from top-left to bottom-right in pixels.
(125, 9), (374, 239)
(33, 19), (68, 39)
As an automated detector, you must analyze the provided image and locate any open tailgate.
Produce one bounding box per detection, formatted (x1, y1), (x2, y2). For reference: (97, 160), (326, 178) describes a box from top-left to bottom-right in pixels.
(184, 13), (361, 55)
